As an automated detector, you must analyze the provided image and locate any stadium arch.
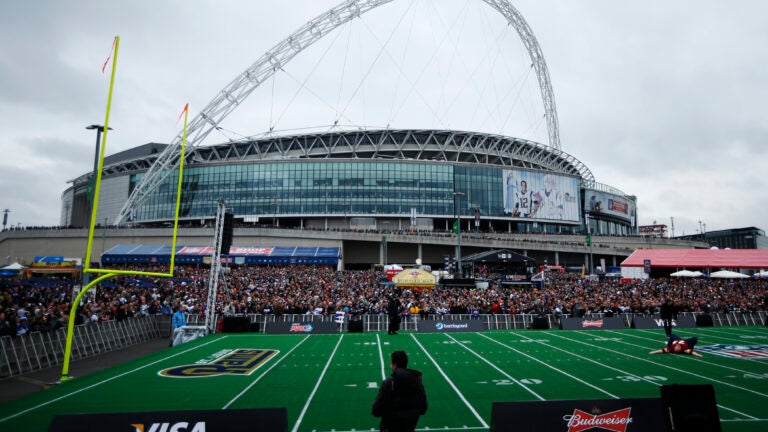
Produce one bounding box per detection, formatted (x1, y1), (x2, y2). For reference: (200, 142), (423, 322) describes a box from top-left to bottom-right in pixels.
(115, 0), (562, 225)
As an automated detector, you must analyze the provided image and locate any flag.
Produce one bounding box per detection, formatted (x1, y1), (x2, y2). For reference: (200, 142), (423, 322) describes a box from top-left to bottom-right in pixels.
(102, 37), (117, 74)
(452, 220), (459, 234)
(178, 103), (189, 122)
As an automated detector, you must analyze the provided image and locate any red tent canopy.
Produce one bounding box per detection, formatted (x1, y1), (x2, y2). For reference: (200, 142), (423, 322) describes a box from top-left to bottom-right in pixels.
(621, 249), (768, 269)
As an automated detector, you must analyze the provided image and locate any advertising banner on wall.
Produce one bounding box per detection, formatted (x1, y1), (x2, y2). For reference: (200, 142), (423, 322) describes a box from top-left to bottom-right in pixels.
(502, 170), (580, 222)
(584, 189), (635, 222)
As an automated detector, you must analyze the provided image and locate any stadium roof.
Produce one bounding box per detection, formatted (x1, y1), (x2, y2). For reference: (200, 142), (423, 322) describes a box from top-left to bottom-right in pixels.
(621, 249), (768, 269)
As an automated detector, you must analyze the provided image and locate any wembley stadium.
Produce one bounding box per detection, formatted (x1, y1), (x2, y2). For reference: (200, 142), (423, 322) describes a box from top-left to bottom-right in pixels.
(48, 0), (666, 271)
(62, 128), (636, 236)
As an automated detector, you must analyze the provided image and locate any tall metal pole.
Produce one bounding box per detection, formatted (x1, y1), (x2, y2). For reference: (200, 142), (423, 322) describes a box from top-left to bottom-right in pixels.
(586, 213), (594, 275)
(205, 199), (226, 333)
(453, 192), (464, 278)
(83, 125), (110, 285)
(85, 125), (112, 226)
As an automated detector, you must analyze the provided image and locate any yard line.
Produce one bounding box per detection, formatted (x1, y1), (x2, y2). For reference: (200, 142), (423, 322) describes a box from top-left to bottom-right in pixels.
(376, 333), (386, 382)
(291, 334), (344, 432)
(689, 327), (768, 344)
(503, 332), (662, 387)
(548, 331), (761, 420)
(222, 334), (310, 409)
(606, 330), (768, 375)
(410, 333), (488, 429)
(0, 335), (226, 424)
(473, 333), (618, 399)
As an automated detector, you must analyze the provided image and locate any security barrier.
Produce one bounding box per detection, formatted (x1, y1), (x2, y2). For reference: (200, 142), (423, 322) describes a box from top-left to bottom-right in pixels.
(2, 311), (766, 379)
(0, 316), (162, 378)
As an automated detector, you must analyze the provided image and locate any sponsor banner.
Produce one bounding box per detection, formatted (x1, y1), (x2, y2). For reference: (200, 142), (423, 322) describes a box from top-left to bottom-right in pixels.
(631, 316), (696, 330)
(584, 189), (635, 223)
(559, 317), (625, 330)
(178, 246), (274, 256)
(266, 321), (338, 335)
(417, 319), (484, 333)
(491, 398), (664, 432)
(49, 408), (287, 432)
(697, 344), (768, 360)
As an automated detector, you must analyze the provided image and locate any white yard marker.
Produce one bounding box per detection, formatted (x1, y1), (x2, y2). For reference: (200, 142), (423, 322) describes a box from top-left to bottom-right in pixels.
(473, 333), (618, 399)
(410, 334), (488, 429)
(291, 334), (345, 432)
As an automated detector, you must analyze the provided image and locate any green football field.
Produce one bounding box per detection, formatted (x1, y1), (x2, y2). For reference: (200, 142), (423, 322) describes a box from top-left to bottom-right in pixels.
(1, 326), (767, 431)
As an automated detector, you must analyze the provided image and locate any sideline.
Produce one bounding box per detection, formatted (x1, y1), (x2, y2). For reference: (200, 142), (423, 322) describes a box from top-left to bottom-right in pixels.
(0, 336), (225, 424)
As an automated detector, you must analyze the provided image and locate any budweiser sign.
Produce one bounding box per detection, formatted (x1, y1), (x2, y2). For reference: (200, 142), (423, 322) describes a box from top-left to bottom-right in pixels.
(582, 319), (604, 328)
(563, 407), (633, 432)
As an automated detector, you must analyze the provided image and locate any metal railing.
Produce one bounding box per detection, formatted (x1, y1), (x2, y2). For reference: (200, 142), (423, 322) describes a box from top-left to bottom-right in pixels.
(0, 316), (163, 378)
(2, 311), (765, 378)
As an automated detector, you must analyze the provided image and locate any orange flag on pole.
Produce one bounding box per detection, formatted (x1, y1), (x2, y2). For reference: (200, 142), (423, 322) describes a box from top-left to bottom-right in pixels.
(102, 37), (117, 74)
(178, 103), (189, 122)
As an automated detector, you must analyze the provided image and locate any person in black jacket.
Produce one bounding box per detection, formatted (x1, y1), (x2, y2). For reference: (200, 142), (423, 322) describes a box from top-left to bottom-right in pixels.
(659, 298), (677, 337)
(387, 296), (401, 335)
(372, 350), (428, 432)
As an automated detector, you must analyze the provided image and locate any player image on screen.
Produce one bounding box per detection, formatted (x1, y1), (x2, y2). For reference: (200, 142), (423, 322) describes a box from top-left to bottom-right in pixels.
(504, 172), (516, 214)
(512, 180), (533, 218)
(531, 174), (564, 220)
(589, 194), (602, 213)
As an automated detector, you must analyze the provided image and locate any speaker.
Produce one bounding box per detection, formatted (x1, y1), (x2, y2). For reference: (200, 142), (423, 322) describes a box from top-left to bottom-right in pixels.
(660, 384), (721, 432)
(531, 316), (549, 329)
(348, 319), (364, 333)
(222, 316), (250, 333)
(221, 211), (234, 254)
(696, 314), (714, 327)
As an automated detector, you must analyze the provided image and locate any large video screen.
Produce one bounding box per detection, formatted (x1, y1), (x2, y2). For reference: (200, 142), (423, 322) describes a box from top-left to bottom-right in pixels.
(584, 189), (635, 222)
(503, 170), (580, 222)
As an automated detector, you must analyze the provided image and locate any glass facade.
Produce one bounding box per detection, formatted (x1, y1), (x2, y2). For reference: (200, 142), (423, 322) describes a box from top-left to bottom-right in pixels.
(134, 160), (465, 221)
(129, 159), (633, 235)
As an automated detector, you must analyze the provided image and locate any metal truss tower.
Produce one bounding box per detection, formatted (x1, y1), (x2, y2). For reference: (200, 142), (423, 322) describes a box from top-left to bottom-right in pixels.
(116, 0), (561, 224)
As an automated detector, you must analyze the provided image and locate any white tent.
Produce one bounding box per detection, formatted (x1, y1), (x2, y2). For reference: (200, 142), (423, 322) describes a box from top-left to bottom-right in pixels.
(0, 262), (24, 271)
(710, 270), (749, 279)
(753, 270), (768, 278)
(670, 270), (699, 277)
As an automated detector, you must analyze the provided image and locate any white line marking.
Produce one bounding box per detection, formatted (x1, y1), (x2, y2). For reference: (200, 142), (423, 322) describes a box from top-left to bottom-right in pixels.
(410, 333), (488, 429)
(0, 336), (226, 424)
(474, 333), (619, 399)
(376, 333), (386, 381)
(615, 329), (768, 372)
(222, 335), (311, 409)
(547, 331), (761, 419)
(291, 334), (345, 432)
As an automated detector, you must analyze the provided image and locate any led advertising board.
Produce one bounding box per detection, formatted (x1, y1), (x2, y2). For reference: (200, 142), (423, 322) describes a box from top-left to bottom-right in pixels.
(503, 170), (580, 222)
(585, 189), (635, 222)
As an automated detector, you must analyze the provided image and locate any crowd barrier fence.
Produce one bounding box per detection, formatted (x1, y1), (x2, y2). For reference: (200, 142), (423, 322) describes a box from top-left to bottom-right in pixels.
(2, 311), (765, 378)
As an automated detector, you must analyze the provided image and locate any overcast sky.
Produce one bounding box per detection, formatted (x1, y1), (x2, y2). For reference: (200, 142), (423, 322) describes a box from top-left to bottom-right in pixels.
(1, 0), (766, 237)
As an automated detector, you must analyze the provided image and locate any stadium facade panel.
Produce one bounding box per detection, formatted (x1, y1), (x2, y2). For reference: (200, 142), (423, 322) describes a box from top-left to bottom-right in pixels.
(62, 129), (637, 236)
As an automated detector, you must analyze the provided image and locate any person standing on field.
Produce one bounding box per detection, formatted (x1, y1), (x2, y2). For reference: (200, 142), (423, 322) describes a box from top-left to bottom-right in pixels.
(372, 350), (428, 432)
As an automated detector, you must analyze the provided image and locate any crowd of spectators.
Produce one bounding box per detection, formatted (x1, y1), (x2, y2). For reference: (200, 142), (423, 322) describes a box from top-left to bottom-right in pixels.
(1, 264), (766, 338)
